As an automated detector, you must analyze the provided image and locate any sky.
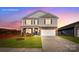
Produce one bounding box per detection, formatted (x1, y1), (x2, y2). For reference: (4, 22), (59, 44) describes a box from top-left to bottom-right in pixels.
(0, 7), (79, 30)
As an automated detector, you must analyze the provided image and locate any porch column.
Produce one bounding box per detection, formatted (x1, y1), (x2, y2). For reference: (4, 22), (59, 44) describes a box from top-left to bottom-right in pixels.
(74, 26), (77, 37)
(38, 27), (40, 35)
(21, 27), (23, 36)
(33, 27), (34, 34)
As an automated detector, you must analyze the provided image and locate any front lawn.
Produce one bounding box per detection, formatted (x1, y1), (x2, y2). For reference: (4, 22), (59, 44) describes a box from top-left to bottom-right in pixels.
(59, 35), (79, 43)
(0, 36), (42, 48)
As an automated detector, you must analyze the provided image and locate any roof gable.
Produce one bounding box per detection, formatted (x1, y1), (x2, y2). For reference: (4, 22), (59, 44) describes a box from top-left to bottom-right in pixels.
(40, 13), (57, 18)
(23, 10), (58, 19)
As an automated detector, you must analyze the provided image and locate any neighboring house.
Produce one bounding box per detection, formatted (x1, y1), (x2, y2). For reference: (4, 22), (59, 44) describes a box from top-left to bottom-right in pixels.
(58, 21), (79, 37)
(21, 10), (58, 36)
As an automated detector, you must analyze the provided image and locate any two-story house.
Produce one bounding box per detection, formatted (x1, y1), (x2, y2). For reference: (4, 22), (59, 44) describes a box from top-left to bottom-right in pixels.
(21, 10), (58, 36)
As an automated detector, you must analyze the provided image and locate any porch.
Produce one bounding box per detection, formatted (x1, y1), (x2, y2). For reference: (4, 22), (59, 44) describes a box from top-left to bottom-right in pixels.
(21, 27), (40, 36)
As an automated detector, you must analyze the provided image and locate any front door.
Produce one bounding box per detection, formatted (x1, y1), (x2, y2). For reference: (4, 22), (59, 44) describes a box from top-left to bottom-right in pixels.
(34, 28), (38, 35)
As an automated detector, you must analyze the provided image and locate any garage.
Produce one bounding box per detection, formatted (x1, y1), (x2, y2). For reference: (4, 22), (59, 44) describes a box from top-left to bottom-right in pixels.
(41, 29), (56, 36)
(77, 29), (79, 37)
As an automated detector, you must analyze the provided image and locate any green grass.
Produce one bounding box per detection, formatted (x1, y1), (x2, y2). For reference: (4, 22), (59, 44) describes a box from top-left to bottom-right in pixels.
(59, 35), (79, 43)
(0, 36), (42, 48)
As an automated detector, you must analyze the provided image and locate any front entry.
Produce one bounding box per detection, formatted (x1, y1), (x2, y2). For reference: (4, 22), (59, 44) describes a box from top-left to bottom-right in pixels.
(34, 28), (38, 35)
(23, 28), (40, 35)
(34, 28), (39, 35)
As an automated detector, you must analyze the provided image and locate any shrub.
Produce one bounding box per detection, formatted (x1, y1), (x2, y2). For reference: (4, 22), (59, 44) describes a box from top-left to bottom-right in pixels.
(16, 38), (24, 40)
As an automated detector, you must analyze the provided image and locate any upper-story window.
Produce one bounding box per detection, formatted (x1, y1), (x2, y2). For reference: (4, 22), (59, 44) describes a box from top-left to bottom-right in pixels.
(26, 19), (31, 25)
(45, 18), (52, 24)
(34, 20), (38, 25)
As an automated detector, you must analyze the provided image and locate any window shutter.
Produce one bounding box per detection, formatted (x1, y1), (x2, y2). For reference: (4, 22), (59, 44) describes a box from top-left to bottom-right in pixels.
(34, 19), (35, 24)
(38, 19), (39, 24)
(51, 18), (52, 24)
(44, 18), (45, 24)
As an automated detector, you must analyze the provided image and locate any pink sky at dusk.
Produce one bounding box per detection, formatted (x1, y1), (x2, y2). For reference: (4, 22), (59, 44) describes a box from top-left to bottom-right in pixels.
(58, 13), (79, 28)
(0, 21), (21, 30)
(0, 7), (79, 30)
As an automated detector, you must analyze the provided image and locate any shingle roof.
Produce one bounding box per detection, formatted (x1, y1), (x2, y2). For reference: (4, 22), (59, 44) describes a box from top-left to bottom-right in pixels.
(23, 10), (58, 19)
(58, 21), (79, 30)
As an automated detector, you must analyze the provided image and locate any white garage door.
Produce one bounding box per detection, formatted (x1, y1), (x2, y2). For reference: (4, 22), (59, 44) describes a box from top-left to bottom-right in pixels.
(41, 29), (56, 36)
(77, 29), (79, 37)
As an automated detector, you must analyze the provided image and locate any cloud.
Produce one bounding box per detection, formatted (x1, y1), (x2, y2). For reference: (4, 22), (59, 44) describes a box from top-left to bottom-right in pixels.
(0, 20), (21, 30)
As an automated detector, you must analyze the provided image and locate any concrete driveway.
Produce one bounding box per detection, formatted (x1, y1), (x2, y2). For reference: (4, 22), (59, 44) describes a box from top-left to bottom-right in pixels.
(41, 36), (79, 52)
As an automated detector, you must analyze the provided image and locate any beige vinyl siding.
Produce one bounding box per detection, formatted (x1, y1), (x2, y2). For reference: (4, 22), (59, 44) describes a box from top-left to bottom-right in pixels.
(52, 18), (57, 27)
(38, 18), (44, 25)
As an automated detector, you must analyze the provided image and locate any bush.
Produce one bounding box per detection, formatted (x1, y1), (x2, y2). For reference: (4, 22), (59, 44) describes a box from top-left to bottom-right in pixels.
(25, 33), (34, 37)
(16, 38), (24, 40)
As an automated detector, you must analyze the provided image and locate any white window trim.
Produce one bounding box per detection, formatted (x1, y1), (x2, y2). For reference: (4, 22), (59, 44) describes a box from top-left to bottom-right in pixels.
(35, 20), (38, 25)
(45, 18), (51, 25)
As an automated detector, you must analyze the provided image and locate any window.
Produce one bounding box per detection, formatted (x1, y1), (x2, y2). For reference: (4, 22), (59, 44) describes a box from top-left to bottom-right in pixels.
(26, 20), (31, 25)
(26, 29), (31, 33)
(45, 18), (51, 24)
(35, 20), (38, 25)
